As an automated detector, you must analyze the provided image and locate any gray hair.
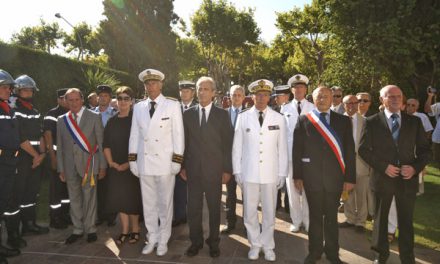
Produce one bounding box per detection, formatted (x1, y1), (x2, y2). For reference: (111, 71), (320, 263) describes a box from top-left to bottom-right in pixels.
(356, 92), (371, 100)
(229, 85), (245, 95)
(379, 85), (401, 98)
(65, 88), (84, 99)
(331, 86), (343, 92)
(196, 76), (216, 91)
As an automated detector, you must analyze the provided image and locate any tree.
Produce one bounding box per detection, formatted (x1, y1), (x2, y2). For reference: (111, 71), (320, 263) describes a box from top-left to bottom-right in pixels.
(63, 22), (101, 60)
(191, 0), (260, 92)
(99, 0), (179, 95)
(11, 19), (64, 53)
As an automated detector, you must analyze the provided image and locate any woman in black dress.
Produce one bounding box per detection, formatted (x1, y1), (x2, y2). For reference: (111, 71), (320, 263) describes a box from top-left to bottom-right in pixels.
(103, 86), (142, 245)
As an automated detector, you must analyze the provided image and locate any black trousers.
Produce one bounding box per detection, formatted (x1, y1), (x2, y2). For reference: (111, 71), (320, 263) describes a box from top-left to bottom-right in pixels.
(225, 177), (237, 225)
(173, 175), (187, 221)
(305, 189), (341, 260)
(6, 152), (42, 222)
(187, 176), (222, 248)
(0, 164), (16, 215)
(48, 162), (69, 220)
(372, 190), (416, 264)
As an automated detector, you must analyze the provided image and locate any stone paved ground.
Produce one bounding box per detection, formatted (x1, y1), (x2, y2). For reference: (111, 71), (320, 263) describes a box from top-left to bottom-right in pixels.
(5, 186), (440, 264)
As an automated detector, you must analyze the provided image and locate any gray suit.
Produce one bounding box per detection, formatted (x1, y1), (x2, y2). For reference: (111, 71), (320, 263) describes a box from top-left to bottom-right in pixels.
(57, 108), (106, 234)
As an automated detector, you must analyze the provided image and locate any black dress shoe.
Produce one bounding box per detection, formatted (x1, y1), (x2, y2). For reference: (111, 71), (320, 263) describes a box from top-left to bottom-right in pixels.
(338, 221), (354, 228)
(304, 253), (322, 264)
(327, 257), (344, 264)
(50, 218), (68, 230)
(172, 218), (186, 227)
(209, 246), (220, 258)
(0, 245), (20, 257)
(7, 236), (27, 249)
(65, 234), (83, 244)
(87, 233), (98, 243)
(22, 222), (49, 235)
(220, 224), (235, 234)
(186, 244), (203, 257)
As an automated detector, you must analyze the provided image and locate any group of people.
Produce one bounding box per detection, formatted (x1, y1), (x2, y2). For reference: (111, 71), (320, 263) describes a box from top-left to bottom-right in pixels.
(0, 67), (436, 264)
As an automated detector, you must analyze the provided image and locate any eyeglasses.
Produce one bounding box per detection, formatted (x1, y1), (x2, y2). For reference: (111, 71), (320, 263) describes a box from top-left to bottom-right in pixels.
(117, 96), (131, 102)
(333, 95), (342, 98)
(358, 99), (370, 103)
(344, 101), (358, 105)
(406, 104), (417, 107)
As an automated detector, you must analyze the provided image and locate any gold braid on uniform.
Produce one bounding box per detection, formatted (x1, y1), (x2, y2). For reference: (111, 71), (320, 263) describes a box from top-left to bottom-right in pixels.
(172, 153), (184, 164)
(128, 153), (137, 162)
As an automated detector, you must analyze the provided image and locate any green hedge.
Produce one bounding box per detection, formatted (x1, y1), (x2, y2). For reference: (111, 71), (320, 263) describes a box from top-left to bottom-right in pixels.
(0, 42), (139, 113)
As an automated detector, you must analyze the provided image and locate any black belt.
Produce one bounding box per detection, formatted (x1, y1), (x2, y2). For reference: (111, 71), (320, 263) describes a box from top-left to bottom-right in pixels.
(0, 149), (19, 157)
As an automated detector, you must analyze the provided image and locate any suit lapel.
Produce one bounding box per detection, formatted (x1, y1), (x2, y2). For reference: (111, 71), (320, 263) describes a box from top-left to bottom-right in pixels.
(355, 113), (363, 151)
(79, 109), (88, 130)
(379, 111), (394, 142)
(397, 113), (409, 145)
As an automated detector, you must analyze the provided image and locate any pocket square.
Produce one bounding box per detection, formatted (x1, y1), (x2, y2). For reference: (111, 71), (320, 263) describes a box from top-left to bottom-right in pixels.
(161, 117), (170, 120)
(268, 125), (280, 130)
(301, 158), (310, 162)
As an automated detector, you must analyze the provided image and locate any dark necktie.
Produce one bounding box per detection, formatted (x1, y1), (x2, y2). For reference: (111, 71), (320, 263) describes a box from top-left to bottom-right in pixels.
(391, 113), (400, 143)
(201, 107), (207, 128)
(297, 101), (302, 115)
(259, 111), (264, 127)
(233, 108), (239, 128)
(149, 101), (156, 118)
(320, 112), (328, 125)
(184, 105), (188, 110)
(73, 112), (78, 124)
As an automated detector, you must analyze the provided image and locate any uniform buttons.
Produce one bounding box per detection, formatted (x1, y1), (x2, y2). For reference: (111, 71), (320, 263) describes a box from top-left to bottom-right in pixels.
(260, 160), (263, 163)
(160, 126), (162, 128)
(260, 132), (263, 135)
(155, 139), (159, 142)
(155, 154), (158, 156)
(260, 142), (263, 144)
(260, 151), (263, 154)
(144, 153), (147, 155)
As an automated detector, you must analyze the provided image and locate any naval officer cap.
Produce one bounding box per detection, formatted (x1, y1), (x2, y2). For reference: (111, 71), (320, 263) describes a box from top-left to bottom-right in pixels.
(248, 79), (273, 94)
(138, 69), (165, 82)
(288, 74), (309, 87)
(179, 80), (196, 90)
(57, 88), (68, 98)
(274, 85), (291, 95)
(96, 85), (112, 95)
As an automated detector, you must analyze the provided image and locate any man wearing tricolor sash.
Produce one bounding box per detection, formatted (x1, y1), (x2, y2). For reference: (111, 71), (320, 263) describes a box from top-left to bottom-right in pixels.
(57, 88), (106, 245)
(293, 86), (356, 264)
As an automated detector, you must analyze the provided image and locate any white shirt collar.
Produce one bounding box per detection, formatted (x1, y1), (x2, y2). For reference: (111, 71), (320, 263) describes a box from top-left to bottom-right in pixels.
(384, 108), (401, 119)
(147, 93), (164, 105)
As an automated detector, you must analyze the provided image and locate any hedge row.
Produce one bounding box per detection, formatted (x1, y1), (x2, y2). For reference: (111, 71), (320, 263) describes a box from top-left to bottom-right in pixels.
(0, 42), (139, 113)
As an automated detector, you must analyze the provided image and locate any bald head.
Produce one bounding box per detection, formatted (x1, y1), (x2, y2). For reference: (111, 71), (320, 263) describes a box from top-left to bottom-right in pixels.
(313, 86), (332, 112)
(406, 98), (419, 115)
(379, 85), (403, 113)
(343, 95), (359, 116)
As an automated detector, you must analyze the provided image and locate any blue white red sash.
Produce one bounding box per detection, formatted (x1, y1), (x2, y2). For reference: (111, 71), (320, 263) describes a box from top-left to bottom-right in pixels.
(63, 111), (97, 186)
(306, 110), (345, 174)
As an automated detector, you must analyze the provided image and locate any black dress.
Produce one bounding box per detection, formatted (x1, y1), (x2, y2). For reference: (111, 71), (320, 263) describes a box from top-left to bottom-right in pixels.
(103, 112), (142, 214)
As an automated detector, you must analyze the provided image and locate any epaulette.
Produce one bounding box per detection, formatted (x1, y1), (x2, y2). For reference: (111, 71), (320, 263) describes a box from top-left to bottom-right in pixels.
(239, 108), (250, 114)
(166, 96), (178, 101)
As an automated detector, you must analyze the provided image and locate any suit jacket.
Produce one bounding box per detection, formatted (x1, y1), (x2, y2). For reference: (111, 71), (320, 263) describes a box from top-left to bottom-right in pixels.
(358, 111), (431, 193)
(351, 113), (371, 176)
(129, 94), (184, 176)
(293, 110), (356, 192)
(57, 108), (106, 178)
(183, 104), (233, 184)
(232, 106), (288, 184)
(181, 100), (198, 112)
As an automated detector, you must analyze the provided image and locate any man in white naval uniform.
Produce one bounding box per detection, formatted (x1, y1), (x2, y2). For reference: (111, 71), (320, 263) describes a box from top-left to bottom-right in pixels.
(281, 74), (315, 233)
(232, 79), (288, 261)
(128, 69), (184, 257)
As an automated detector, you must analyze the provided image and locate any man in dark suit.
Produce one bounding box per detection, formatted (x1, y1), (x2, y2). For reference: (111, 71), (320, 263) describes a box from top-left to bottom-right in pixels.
(359, 85), (431, 264)
(172, 80), (198, 228)
(180, 76), (233, 258)
(293, 86), (356, 264)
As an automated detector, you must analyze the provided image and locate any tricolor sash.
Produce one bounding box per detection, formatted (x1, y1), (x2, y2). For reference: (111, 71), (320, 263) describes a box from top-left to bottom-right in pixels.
(63, 112), (98, 186)
(306, 110), (345, 174)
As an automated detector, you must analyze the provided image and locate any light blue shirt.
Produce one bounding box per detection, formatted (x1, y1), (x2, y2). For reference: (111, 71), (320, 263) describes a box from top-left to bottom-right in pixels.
(93, 105), (116, 127)
(384, 109), (401, 132)
(230, 106), (241, 127)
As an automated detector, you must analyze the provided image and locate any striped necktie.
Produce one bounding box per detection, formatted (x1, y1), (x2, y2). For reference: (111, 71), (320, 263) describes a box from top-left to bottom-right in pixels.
(391, 113), (399, 143)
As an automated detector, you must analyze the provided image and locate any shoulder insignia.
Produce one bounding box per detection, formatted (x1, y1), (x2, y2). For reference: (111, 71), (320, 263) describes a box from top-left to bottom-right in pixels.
(239, 108), (250, 114)
(166, 96), (178, 101)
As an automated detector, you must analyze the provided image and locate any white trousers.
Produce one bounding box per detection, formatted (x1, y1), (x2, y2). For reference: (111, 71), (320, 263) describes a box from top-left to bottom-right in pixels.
(286, 163), (309, 227)
(388, 196), (398, 233)
(140, 174), (175, 245)
(243, 182), (277, 250)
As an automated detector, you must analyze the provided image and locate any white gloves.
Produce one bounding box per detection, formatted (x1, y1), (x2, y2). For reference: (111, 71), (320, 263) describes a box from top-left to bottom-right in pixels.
(234, 174), (243, 188)
(276, 177), (285, 190)
(129, 161), (139, 177)
(171, 162), (181, 175)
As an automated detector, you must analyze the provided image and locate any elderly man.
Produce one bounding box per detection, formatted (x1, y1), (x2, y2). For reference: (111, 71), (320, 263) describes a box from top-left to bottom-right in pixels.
(359, 85), (431, 264)
(338, 95), (371, 233)
(282, 74), (315, 233)
(87, 92), (98, 109)
(293, 86), (356, 264)
(221, 84), (246, 234)
(181, 76), (233, 258)
(129, 69), (184, 256)
(356, 92), (373, 117)
(330, 86), (345, 114)
(172, 80), (197, 228)
(232, 79), (288, 261)
(57, 88), (106, 244)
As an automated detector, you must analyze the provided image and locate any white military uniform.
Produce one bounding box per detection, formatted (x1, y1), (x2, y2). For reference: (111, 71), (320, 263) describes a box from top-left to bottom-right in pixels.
(281, 98), (315, 230)
(232, 105), (288, 251)
(129, 93), (184, 246)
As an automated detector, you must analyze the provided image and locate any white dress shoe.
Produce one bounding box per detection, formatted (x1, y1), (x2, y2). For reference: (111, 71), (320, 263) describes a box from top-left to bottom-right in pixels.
(248, 247), (260, 260)
(142, 242), (157, 255)
(263, 249), (276, 262)
(156, 244), (168, 256)
(290, 224), (300, 233)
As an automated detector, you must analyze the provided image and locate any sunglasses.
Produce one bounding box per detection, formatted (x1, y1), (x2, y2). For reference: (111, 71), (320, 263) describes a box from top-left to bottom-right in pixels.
(333, 95), (342, 98)
(344, 101), (358, 105)
(117, 96), (131, 102)
(358, 99), (370, 103)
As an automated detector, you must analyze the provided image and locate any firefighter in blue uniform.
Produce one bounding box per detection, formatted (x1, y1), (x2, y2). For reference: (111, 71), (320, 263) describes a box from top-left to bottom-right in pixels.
(4, 75), (49, 251)
(0, 70), (21, 264)
(43, 88), (70, 229)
